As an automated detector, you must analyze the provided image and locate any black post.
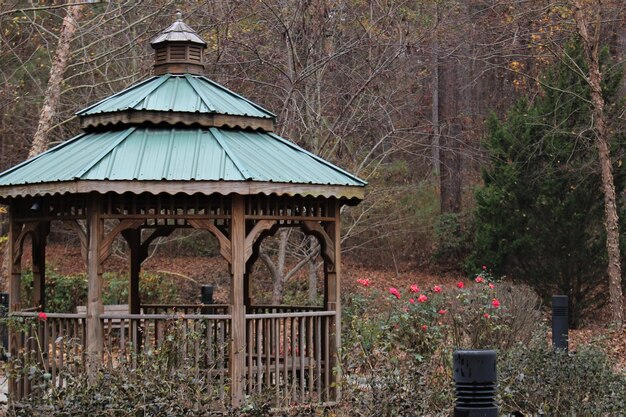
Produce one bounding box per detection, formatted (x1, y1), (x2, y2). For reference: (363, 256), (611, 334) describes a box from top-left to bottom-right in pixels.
(201, 285), (214, 314)
(453, 350), (498, 417)
(552, 295), (568, 351)
(0, 292), (9, 361)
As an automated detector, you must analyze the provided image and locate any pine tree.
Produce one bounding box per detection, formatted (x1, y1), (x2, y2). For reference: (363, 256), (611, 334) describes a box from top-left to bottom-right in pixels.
(468, 41), (624, 327)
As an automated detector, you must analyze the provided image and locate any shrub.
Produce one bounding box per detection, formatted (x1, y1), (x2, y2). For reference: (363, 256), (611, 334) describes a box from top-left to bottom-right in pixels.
(499, 336), (626, 414)
(19, 270), (181, 313)
(6, 317), (228, 416)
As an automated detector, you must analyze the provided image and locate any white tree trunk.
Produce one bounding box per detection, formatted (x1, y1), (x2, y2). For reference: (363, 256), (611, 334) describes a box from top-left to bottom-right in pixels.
(28, 3), (83, 158)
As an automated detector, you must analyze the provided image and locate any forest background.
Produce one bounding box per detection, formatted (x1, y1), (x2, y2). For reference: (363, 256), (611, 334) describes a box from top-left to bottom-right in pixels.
(0, 0), (624, 330)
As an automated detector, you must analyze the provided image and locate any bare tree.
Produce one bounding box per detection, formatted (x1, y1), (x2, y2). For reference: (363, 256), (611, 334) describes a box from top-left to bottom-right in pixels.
(28, 2), (83, 158)
(573, 0), (623, 327)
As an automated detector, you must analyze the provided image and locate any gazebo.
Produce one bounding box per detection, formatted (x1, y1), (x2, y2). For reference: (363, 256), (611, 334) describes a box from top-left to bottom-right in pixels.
(0, 16), (365, 407)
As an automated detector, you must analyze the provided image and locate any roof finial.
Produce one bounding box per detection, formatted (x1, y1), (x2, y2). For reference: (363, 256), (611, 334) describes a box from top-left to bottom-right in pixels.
(176, 10), (182, 21)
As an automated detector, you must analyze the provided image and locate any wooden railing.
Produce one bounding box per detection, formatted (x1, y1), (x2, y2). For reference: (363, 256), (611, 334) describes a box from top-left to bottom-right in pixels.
(9, 312), (86, 399)
(248, 305), (325, 314)
(141, 304), (230, 315)
(245, 310), (335, 405)
(9, 307), (335, 407)
(101, 312), (232, 402)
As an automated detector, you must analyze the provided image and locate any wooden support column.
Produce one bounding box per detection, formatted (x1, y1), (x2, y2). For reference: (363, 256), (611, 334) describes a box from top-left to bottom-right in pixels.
(8, 217), (22, 313)
(86, 194), (104, 379)
(230, 195), (246, 407)
(32, 222), (50, 311)
(123, 228), (142, 315)
(8, 215), (22, 399)
(324, 199), (342, 401)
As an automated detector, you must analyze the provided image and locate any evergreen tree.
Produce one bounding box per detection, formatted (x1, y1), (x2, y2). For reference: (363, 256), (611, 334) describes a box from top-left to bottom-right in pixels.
(468, 41), (624, 327)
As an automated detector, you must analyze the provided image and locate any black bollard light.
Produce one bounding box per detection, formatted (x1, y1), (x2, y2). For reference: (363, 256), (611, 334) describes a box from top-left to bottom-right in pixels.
(453, 350), (498, 417)
(201, 285), (214, 314)
(552, 295), (568, 351)
(0, 292), (9, 360)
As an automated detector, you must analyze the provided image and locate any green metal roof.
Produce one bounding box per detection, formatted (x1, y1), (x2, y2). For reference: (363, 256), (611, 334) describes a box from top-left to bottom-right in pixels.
(0, 127), (365, 187)
(77, 74), (275, 119)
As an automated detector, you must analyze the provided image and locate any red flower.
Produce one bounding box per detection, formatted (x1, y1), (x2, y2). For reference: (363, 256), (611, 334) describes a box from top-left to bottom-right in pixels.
(482, 265), (487, 271)
(483, 313), (490, 319)
(417, 294), (428, 303)
(421, 325), (428, 332)
(433, 285), (442, 293)
(410, 284), (420, 293)
(475, 276), (485, 283)
(389, 287), (401, 299)
(38, 312), (47, 321)
(491, 298), (500, 308)
(456, 281), (465, 289)
(357, 278), (370, 287)
(438, 309), (446, 315)
(488, 282), (495, 289)
(409, 298), (415, 304)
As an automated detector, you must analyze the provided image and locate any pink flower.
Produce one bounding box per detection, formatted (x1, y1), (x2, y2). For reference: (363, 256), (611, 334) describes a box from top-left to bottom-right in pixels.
(417, 294), (428, 303)
(410, 284), (420, 293)
(389, 287), (401, 299)
(483, 313), (490, 319)
(438, 309), (446, 315)
(433, 285), (442, 293)
(488, 282), (495, 289)
(475, 276), (484, 283)
(409, 298), (415, 304)
(456, 281), (465, 289)
(491, 298), (500, 308)
(421, 325), (428, 332)
(482, 265), (487, 271)
(38, 312), (47, 321)
(357, 278), (370, 287)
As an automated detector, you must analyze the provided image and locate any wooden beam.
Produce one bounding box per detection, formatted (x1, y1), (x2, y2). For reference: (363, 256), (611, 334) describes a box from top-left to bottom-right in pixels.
(99, 219), (145, 263)
(230, 194), (246, 407)
(0, 181), (365, 202)
(301, 220), (335, 269)
(7, 214), (21, 399)
(121, 228), (141, 315)
(244, 219), (276, 262)
(31, 222), (50, 311)
(324, 200), (342, 401)
(86, 194), (103, 380)
(188, 219), (232, 264)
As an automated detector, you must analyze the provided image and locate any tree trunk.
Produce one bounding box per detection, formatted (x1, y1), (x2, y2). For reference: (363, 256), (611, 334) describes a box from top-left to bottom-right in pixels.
(438, 54), (462, 214)
(574, 0), (623, 327)
(28, 3), (83, 158)
(431, 3), (440, 175)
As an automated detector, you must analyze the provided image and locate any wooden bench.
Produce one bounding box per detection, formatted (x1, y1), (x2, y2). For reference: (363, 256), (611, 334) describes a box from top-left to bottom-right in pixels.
(76, 304), (131, 330)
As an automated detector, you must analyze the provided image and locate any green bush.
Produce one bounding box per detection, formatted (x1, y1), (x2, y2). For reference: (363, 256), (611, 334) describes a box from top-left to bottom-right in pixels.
(339, 274), (624, 415)
(499, 337), (626, 414)
(19, 270), (181, 313)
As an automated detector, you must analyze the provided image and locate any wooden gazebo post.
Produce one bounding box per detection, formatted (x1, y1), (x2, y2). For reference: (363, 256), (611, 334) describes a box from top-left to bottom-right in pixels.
(230, 195), (246, 406)
(86, 194), (104, 375)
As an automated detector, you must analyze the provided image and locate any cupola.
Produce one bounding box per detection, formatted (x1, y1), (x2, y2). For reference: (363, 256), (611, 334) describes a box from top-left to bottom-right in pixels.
(150, 12), (207, 75)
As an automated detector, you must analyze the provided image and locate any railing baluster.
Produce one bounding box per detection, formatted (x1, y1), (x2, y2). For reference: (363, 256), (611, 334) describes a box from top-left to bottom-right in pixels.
(256, 317), (262, 393)
(247, 318), (253, 393)
(316, 315), (321, 402)
(299, 316), (305, 399)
